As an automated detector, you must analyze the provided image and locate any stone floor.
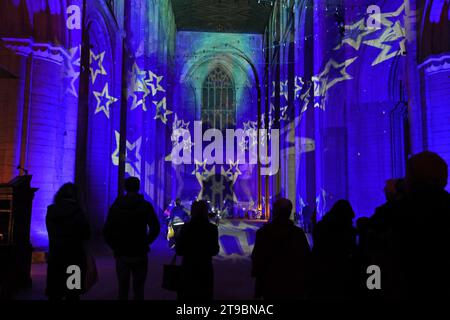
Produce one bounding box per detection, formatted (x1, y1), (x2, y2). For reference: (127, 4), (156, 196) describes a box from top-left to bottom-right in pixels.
(15, 236), (256, 300)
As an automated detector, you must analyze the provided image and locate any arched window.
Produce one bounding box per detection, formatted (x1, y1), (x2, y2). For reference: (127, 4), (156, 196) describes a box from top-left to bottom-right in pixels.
(202, 67), (235, 130)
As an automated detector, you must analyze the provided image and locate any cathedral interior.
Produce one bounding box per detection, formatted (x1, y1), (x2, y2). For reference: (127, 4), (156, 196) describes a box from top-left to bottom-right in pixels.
(0, 0), (449, 299)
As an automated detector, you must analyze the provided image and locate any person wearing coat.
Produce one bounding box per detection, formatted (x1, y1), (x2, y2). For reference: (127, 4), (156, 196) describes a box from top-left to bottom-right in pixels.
(251, 198), (312, 300)
(46, 183), (90, 300)
(103, 177), (160, 300)
(175, 200), (220, 301)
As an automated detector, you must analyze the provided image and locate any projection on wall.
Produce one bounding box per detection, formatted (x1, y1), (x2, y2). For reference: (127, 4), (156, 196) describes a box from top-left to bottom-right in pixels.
(4, 0), (411, 254)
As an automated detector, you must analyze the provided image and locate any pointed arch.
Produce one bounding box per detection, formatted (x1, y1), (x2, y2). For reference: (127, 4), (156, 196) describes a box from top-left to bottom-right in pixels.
(201, 65), (236, 129)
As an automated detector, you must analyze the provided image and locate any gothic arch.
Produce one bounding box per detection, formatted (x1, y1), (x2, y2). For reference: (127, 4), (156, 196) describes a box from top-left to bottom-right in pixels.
(201, 65), (236, 129)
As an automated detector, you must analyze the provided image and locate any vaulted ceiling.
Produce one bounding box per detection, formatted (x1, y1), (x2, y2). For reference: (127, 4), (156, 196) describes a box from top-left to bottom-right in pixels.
(170, 0), (274, 34)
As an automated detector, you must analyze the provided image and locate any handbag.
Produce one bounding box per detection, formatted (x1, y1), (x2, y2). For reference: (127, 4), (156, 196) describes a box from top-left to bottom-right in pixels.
(167, 224), (175, 241)
(162, 254), (181, 292)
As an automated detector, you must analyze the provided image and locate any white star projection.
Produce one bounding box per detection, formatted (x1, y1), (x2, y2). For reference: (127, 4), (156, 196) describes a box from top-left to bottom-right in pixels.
(111, 131), (142, 179)
(89, 50), (107, 84)
(377, 3), (406, 28)
(300, 81), (312, 114)
(202, 168), (239, 208)
(243, 120), (257, 132)
(238, 138), (249, 152)
(64, 45), (81, 97)
(294, 76), (304, 99)
(311, 76), (327, 111)
(222, 160), (242, 181)
(130, 63), (147, 89)
(210, 177), (226, 197)
(280, 80), (289, 101)
(317, 57), (358, 92)
(153, 97), (173, 124)
(129, 63), (151, 111)
(334, 18), (377, 51)
(146, 70), (166, 96)
(171, 114), (193, 151)
(192, 159), (214, 179)
(363, 20), (406, 66)
(242, 121), (258, 149)
(271, 80), (289, 101)
(192, 159), (216, 201)
(280, 105), (289, 121)
(130, 87), (151, 111)
(93, 83), (118, 118)
(173, 113), (190, 131)
(69, 45), (81, 67)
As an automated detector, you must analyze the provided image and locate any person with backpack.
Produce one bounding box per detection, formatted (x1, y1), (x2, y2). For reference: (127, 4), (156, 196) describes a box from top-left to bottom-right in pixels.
(103, 177), (160, 300)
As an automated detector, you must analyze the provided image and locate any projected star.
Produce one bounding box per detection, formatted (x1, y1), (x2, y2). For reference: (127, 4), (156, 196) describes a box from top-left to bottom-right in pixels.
(280, 80), (289, 101)
(242, 121), (258, 147)
(172, 129), (194, 152)
(280, 105), (289, 121)
(153, 97), (173, 124)
(65, 65), (80, 98)
(172, 113), (182, 130)
(378, 3), (405, 28)
(314, 94), (327, 111)
(90, 50), (107, 84)
(334, 18), (377, 51)
(268, 103), (275, 128)
(192, 159), (210, 177)
(295, 76), (304, 99)
(223, 160), (242, 180)
(130, 87), (151, 111)
(271, 80), (289, 101)
(300, 82), (312, 114)
(64, 46), (81, 97)
(317, 57), (358, 92)
(192, 160), (216, 199)
(210, 177), (225, 196)
(181, 138), (194, 151)
(243, 121), (257, 131)
(363, 20), (406, 66)
(239, 139), (249, 152)
(146, 70), (166, 96)
(69, 45), (81, 67)
(204, 172), (237, 206)
(192, 161), (215, 200)
(311, 76), (327, 111)
(93, 83), (118, 119)
(179, 118), (190, 130)
(128, 63), (151, 111)
(111, 131), (142, 179)
(129, 63), (147, 92)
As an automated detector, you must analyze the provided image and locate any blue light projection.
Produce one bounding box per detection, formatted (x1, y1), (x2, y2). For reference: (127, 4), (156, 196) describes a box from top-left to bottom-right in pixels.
(2, 0), (449, 252)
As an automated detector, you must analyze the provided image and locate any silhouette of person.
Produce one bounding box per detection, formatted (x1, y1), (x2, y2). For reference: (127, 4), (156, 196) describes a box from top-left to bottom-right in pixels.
(371, 178), (406, 234)
(103, 177), (160, 300)
(46, 183), (90, 300)
(311, 200), (357, 299)
(175, 200), (220, 301)
(169, 198), (189, 248)
(380, 152), (450, 298)
(251, 198), (311, 300)
(357, 178), (407, 299)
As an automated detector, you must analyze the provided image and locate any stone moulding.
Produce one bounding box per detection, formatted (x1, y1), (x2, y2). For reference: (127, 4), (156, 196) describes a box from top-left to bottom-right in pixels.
(1, 37), (68, 65)
(418, 53), (450, 74)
